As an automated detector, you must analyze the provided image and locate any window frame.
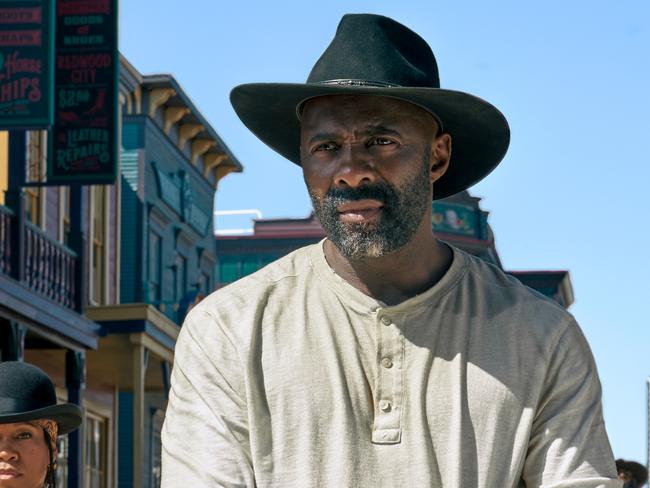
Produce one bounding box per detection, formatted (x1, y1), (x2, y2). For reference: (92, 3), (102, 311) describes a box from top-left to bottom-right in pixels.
(89, 185), (110, 305)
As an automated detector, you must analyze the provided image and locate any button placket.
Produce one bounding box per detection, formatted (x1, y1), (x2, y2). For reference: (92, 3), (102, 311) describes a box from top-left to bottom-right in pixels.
(372, 314), (404, 444)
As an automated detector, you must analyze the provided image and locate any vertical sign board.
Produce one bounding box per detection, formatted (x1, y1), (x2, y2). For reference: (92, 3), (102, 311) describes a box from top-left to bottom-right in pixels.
(48, 0), (118, 184)
(0, 0), (54, 129)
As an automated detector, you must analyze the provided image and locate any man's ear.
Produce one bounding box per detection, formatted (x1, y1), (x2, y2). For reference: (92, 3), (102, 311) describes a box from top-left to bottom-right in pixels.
(429, 133), (452, 184)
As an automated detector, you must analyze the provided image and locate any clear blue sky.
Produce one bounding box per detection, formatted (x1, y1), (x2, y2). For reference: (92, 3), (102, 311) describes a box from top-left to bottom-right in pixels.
(120, 0), (650, 464)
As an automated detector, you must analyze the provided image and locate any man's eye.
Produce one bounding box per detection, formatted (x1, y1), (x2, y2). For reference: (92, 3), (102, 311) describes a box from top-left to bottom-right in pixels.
(369, 138), (393, 146)
(314, 142), (337, 152)
(17, 432), (32, 440)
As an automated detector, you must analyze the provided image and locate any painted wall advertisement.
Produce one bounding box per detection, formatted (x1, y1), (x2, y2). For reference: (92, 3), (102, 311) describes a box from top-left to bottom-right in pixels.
(48, 0), (118, 184)
(0, 0), (54, 129)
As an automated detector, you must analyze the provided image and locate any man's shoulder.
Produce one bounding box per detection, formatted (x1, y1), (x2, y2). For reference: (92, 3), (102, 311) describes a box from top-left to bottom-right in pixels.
(457, 248), (573, 329)
(182, 243), (319, 337)
(204, 243), (317, 306)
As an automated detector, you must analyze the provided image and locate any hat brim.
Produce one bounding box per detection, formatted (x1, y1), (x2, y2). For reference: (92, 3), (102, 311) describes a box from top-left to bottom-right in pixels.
(0, 403), (82, 435)
(230, 83), (510, 199)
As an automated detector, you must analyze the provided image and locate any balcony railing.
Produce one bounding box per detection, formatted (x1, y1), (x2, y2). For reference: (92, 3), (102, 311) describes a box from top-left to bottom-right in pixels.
(24, 221), (77, 309)
(0, 205), (77, 309)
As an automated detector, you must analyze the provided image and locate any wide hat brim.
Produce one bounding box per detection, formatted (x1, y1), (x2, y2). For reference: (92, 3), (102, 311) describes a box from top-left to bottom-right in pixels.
(230, 83), (510, 200)
(0, 403), (82, 435)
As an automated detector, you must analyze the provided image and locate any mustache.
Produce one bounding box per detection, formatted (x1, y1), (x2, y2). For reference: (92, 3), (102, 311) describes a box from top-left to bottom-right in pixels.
(321, 184), (396, 205)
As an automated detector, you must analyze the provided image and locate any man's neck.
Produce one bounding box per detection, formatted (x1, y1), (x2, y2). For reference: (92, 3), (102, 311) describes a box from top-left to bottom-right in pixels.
(323, 231), (453, 306)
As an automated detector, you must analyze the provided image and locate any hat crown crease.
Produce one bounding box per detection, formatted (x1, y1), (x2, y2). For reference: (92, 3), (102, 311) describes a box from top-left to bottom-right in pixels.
(306, 14), (440, 89)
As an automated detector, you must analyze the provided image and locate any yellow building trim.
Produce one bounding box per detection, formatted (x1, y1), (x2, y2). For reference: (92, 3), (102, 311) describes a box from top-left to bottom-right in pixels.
(148, 88), (175, 119)
(133, 86), (142, 114)
(124, 91), (133, 115)
(215, 164), (237, 188)
(177, 123), (203, 151)
(203, 152), (228, 177)
(190, 138), (215, 165)
(164, 106), (189, 134)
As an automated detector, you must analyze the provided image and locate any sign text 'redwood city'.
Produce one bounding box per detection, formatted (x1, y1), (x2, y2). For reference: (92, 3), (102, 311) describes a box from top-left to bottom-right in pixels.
(48, 0), (117, 184)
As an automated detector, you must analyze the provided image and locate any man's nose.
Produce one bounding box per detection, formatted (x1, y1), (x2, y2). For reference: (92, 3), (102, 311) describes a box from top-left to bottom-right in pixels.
(333, 143), (376, 188)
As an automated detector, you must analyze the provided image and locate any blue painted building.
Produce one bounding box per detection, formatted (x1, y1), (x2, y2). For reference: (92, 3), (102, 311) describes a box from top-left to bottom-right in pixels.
(1, 55), (242, 488)
(85, 57), (242, 488)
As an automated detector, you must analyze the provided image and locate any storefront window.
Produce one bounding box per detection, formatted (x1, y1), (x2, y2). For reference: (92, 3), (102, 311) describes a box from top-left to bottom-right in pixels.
(175, 254), (187, 301)
(91, 186), (107, 304)
(198, 271), (210, 296)
(149, 232), (162, 302)
(25, 131), (45, 226)
(55, 434), (68, 488)
(85, 412), (107, 488)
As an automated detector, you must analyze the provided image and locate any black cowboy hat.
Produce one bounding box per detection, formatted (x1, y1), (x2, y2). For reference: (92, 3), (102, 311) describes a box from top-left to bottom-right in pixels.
(230, 13), (510, 200)
(0, 361), (82, 435)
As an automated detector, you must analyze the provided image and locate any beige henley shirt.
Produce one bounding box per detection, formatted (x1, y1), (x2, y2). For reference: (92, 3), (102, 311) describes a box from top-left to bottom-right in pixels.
(161, 242), (620, 487)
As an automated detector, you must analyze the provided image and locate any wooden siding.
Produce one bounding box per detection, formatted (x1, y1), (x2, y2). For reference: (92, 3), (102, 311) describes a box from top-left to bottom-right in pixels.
(134, 117), (218, 321)
(109, 183), (118, 304)
(44, 187), (59, 240)
(120, 147), (142, 303)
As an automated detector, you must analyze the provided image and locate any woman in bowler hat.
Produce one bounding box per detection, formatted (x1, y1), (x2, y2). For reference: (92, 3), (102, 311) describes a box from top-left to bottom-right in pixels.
(0, 361), (82, 488)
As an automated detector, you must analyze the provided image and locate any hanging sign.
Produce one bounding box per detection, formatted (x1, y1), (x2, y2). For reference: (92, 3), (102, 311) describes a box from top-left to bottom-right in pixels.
(0, 0), (54, 129)
(47, 0), (118, 184)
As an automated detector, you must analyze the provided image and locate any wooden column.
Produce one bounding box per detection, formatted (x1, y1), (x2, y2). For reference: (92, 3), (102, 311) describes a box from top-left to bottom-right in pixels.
(0, 320), (26, 361)
(66, 350), (86, 488)
(67, 185), (86, 314)
(132, 339), (147, 488)
(6, 130), (26, 283)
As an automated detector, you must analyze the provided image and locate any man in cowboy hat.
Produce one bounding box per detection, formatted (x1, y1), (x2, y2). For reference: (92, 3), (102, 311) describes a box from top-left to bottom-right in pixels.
(162, 14), (619, 487)
(0, 361), (82, 488)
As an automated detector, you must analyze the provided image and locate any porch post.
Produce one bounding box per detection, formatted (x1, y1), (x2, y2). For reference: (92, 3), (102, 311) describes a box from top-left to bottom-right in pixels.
(133, 341), (147, 488)
(67, 185), (86, 314)
(0, 320), (26, 361)
(6, 130), (26, 283)
(66, 349), (86, 488)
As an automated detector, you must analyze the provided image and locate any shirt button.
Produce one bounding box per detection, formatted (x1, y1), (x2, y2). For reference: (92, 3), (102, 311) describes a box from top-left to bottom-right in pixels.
(381, 357), (393, 369)
(380, 316), (391, 326)
(379, 400), (392, 413)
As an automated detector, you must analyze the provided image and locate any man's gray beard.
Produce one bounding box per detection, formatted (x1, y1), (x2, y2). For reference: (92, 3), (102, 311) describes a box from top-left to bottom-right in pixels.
(309, 155), (431, 261)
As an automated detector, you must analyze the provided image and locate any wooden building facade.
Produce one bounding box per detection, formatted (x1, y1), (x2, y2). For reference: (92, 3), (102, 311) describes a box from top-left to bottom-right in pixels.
(0, 56), (242, 487)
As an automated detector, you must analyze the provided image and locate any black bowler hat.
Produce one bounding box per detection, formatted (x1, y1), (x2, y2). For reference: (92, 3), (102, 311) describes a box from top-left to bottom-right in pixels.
(0, 361), (82, 435)
(231, 13), (510, 200)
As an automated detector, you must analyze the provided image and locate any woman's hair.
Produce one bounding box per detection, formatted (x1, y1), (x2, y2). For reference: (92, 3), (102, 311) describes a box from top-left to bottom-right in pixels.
(42, 428), (57, 488)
